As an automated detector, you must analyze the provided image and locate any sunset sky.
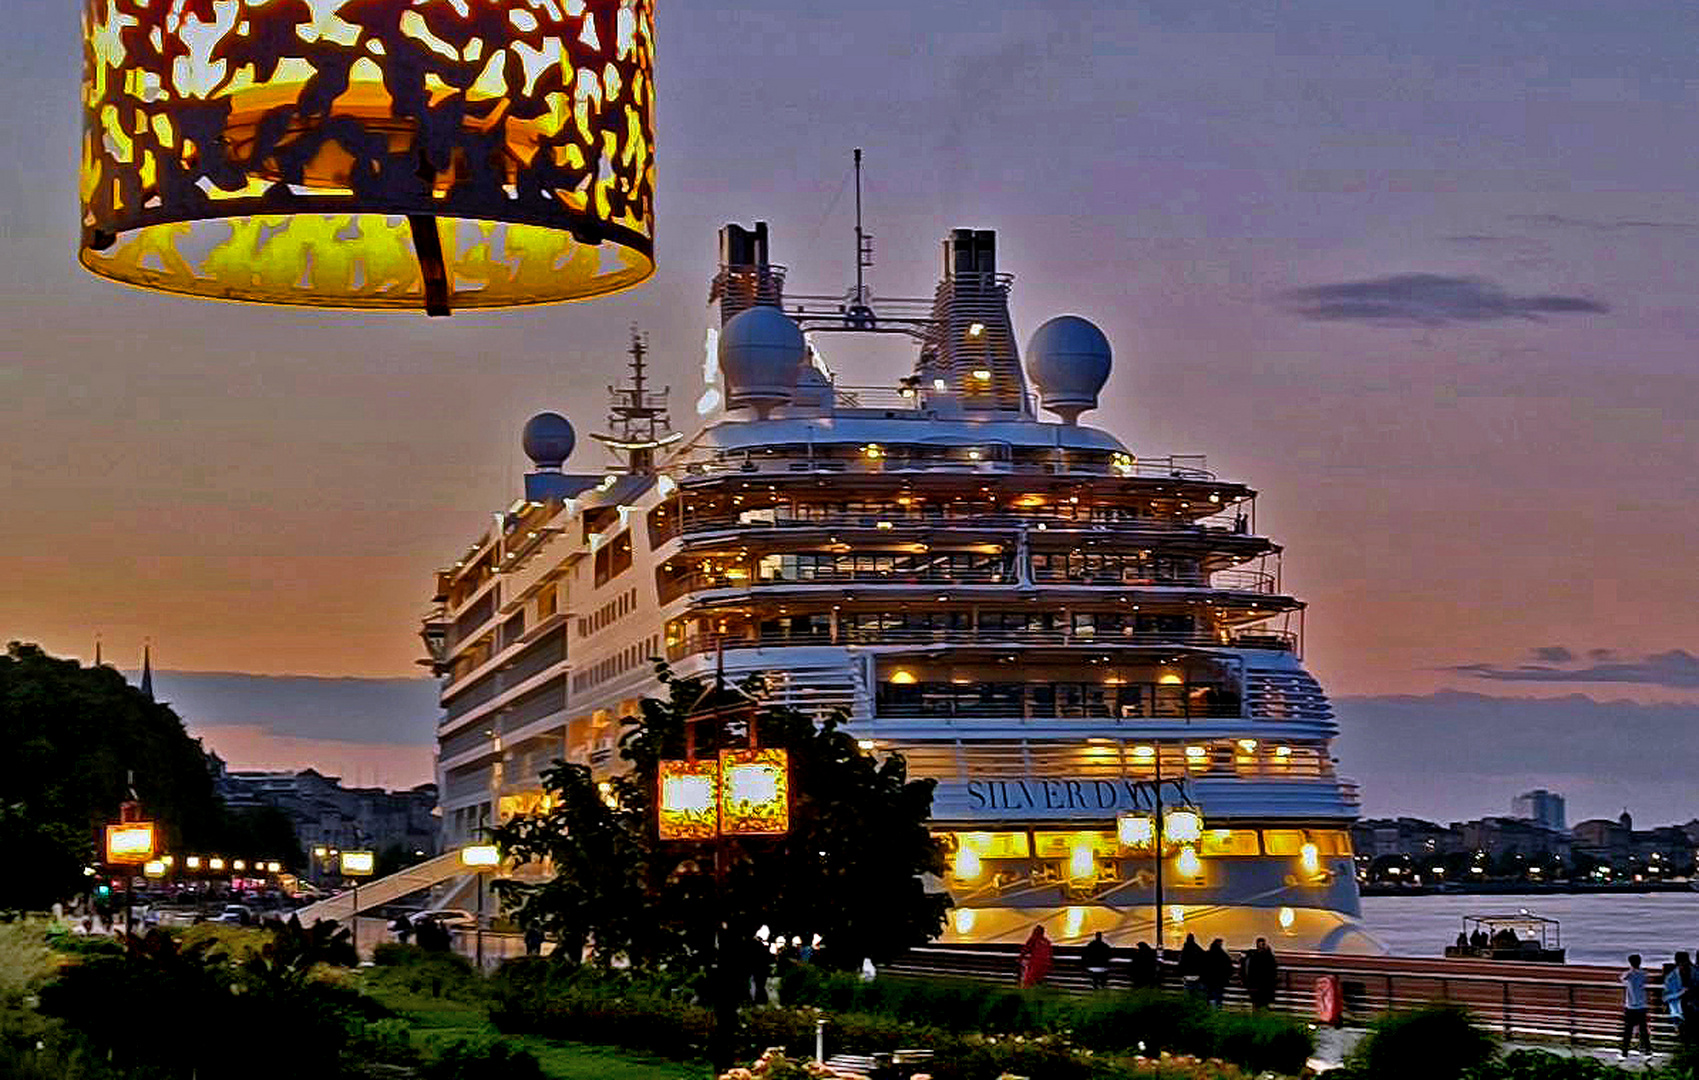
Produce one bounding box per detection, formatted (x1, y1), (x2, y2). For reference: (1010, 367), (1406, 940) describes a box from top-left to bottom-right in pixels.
(4, 0), (1696, 819)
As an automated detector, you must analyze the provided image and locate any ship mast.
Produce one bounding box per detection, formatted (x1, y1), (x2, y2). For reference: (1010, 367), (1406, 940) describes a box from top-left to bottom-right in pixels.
(588, 326), (679, 474)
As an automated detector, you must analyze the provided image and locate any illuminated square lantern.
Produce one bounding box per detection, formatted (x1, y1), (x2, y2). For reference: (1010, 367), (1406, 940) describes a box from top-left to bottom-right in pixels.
(79, 0), (655, 313)
(1116, 811), (1155, 850)
(105, 822), (156, 864)
(340, 850), (376, 876)
(657, 759), (719, 841)
(718, 748), (789, 836)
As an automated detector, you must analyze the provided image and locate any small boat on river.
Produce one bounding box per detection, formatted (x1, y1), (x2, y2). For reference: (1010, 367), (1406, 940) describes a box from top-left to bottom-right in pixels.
(1444, 912), (1565, 963)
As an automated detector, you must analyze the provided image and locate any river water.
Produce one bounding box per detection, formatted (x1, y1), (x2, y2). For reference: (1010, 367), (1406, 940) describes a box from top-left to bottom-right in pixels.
(1360, 892), (1699, 966)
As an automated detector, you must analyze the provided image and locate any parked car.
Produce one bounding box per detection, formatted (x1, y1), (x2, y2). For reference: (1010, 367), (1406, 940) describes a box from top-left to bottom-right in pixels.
(410, 908), (476, 931)
(212, 904), (255, 926)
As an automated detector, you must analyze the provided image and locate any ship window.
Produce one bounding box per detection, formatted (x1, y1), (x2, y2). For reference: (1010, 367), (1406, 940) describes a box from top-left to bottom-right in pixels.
(941, 831), (1031, 859)
(1262, 830), (1305, 856)
(1033, 831), (1116, 858)
(1200, 829), (1261, 857)
(1309, 829), (1353, 856)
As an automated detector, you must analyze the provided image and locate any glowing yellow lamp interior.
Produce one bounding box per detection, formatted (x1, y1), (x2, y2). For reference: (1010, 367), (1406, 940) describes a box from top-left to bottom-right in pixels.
(78, 0), (656, 312)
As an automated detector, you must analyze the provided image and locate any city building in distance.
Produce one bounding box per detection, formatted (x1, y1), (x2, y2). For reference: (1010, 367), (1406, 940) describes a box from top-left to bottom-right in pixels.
(422, 219), (1370, 951)
(209, 753), (438, 865)
(1512, 788), (1566, 832)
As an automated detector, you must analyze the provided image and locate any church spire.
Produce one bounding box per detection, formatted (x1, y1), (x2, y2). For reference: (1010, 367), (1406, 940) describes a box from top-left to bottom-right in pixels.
(140, 643), (153, 702)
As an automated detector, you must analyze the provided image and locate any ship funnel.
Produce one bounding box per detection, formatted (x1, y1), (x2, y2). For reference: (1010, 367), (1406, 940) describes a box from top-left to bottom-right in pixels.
(1027, 316), (1112, 424)
(711, 221), (786, 326)
(914, 228), (1028, 415)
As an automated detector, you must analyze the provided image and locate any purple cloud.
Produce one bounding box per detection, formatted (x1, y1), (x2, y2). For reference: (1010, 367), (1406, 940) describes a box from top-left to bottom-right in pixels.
(1282, 273), (1608, 326)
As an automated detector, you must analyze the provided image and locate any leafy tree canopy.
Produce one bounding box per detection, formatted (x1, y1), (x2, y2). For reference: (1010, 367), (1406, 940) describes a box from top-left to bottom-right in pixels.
(0, 642), (225, 908)
(492, 664), (950, 975)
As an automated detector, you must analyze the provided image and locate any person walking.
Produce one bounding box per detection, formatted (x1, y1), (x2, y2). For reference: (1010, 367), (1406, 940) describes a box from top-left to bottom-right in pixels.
(1621, 953), (1652, 1057)
(1131, 940), (1159, 989)
(1664, 952), (1690, 1022)
(1203, 938), (1234, 1007)
(523, 923), (545, 956)
(1179, 933), (1206, 999)
(1018, 925), (1054, 987)
(1081, 931), (1113, 991)
(1243, 937), (1279, 1010)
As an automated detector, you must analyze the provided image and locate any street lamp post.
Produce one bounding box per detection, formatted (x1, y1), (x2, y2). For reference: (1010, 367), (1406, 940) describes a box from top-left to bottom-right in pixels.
(340, 850), (375, 948)
(656, 677), (791, 1073)
(104, 777), (156, 938)
(1153, 744), (1164, 953)
(461, 845), (501, 971)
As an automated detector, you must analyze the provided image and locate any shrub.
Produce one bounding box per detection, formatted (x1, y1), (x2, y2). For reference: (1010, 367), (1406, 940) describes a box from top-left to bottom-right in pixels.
(1209, 1009), (1314, 1075)
(1345, 1004), (1497, 1080)
(490, 980), (715, 1059)
(365, 945), (482, 1001)
(1466, 1048), (1644, 1080)
(422, 1035), (546, 1080)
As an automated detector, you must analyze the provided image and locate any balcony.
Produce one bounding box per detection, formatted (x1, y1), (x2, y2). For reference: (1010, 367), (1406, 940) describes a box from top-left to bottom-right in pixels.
(669, 447), (1217, 484)
(662, 507), (1256, 546)
(657, 566), (1013, 603)
(665, 625), (1298, 661)
(892, 739), (1337, 783)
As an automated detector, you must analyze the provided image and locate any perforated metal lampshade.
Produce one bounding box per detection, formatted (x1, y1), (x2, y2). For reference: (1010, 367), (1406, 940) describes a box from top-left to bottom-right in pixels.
(80, 0), (655, 314)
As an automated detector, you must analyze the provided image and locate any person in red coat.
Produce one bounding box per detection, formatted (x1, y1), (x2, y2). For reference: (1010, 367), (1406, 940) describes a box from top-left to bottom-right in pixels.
(1019, 925), (1054, 987)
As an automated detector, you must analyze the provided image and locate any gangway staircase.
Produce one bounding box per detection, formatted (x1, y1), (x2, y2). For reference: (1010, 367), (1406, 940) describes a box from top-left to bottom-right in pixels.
(289, 850), (468, 925)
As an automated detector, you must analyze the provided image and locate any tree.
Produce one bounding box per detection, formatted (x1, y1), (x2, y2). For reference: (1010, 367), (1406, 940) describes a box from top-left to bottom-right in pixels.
(492, 664), (950, 976)
(0, 642), (224, 909)
(222, 805), (306, 871)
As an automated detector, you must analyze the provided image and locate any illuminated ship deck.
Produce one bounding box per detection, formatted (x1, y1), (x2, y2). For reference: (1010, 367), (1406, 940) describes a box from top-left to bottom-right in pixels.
(423, 219), (1375, 954)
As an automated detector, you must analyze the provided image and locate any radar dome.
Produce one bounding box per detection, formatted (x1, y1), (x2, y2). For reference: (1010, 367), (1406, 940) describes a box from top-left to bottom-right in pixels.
(522, 412), (576, 470)
(718, 305), (805, 417)
(1026, 315), (1112, 424)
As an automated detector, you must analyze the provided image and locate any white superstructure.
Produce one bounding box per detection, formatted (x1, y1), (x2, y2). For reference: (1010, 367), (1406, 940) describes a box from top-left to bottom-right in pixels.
(423, 221), (1375, 953)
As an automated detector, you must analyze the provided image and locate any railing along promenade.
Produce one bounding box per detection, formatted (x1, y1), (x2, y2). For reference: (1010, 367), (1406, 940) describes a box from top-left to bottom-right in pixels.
(885, 944), (1677, 1048)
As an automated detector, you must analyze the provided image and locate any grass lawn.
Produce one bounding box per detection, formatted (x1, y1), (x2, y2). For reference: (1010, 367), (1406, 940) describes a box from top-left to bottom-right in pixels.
(359, 975), (710, 1080)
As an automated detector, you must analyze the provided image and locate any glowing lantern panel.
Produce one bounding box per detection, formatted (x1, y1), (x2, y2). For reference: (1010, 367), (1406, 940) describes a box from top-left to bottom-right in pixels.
(79, 0), (656, 311)
(657, 759), (719, 841)
(105, 822), (155, 864)
(1116, 812), (1155, 850)
(340, 850), (376, 876)
(718, 748), (789, 836)
(1163, 809), (1203, 844)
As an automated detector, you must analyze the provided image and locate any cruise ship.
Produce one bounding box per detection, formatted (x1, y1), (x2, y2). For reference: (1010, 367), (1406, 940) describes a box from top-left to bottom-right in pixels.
(423, 218), (1375, 953)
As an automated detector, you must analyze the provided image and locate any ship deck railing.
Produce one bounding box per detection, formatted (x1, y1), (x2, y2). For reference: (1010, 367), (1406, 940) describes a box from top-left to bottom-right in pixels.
(665, 627), (1298, 661)
(656, 568), (1276, 599)
(655, 509), (1254, 545)
(668, 451), (1216, 483)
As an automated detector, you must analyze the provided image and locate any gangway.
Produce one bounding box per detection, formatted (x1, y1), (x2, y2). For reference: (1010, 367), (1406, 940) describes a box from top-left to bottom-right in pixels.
(289, 850), (468, 925)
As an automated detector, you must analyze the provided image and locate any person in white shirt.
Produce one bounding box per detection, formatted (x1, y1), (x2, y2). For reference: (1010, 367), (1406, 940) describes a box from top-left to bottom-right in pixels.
(1621, 953), (1652, 1056)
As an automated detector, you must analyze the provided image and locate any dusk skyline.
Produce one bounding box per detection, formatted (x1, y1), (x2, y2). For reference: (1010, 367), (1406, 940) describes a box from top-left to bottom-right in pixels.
(5, 0), (1697, 814)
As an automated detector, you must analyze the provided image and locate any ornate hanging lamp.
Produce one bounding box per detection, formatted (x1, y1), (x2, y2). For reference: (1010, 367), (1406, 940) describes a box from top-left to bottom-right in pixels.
(79, 0), (655, 315)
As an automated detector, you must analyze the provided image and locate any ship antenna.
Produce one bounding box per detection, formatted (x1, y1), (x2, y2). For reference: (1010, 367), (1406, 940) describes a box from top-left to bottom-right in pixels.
(846, 148), (876, 329)
(853, 148), (867, 306)
(587, 325), (679, 474)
